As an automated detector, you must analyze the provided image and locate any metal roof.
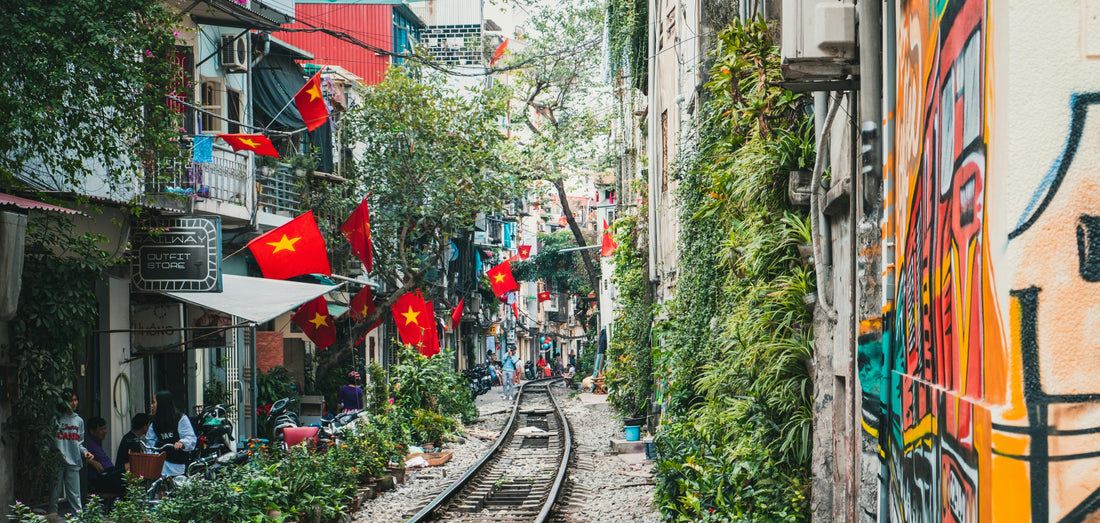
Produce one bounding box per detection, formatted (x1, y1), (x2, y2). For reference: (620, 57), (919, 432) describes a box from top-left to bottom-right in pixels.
(0, 193), (85, 215)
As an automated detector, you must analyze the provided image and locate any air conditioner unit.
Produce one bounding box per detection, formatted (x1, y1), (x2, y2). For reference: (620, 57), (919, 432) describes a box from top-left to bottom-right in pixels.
(220, 35), (248, 72)
(780, 0), (858, 82)
(544, 295), (558, 313)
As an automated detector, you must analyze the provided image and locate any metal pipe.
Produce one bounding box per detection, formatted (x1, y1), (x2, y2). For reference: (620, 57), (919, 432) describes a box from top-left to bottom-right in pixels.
(646, 0), (659, 283)
(880, 0), (898, 519)
(558, 245), (602, 253)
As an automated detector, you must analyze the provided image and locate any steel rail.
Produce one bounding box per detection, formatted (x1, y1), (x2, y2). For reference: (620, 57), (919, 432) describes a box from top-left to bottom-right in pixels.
(535, 378), (572, 522)
(404, 378), (567, 523)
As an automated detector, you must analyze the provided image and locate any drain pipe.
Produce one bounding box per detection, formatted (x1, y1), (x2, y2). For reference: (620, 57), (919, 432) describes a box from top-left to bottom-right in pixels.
(879, 0), (898, 519)
(811, 92), (843, 323)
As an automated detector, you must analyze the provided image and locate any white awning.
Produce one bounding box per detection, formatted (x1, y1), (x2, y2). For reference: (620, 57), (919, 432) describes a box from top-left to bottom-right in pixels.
(163, 274), (341, 324)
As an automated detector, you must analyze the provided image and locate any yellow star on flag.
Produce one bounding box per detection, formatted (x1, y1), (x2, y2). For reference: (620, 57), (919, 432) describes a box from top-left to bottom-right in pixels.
(309, 313), (329, 329)
(240, 138), (259, 148)
(267, 234), (301, 253)
(493, 273), (506, 283)
(360, 305), (371, 317)
(401, 306), (421, 326)
(307, 85), (322, 101)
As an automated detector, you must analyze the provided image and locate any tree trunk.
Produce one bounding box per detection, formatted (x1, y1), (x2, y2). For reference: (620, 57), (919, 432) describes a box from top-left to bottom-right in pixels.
(553, 178), (600, 294)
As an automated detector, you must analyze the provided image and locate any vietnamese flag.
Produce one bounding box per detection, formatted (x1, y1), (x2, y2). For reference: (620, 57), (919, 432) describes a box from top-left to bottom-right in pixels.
(349, 287), (382, 333)
(422, 300), (440, 357)
(294, 71), (330, 131)
(340, 197), (374, 273)
(486, 262), (518, 299)
(450, 298), (464, 330)
(538, 291), (551, 302)
(247, 211), (332, 280)
(218, 134), (279, 157)
(392, 291), (436, 355)
(510, 302), (519, 320)
(504, 245), (532, 264)
(292, 296), (336, 349)
(601, 219), (618, 257)
(490, 38), (508, 67)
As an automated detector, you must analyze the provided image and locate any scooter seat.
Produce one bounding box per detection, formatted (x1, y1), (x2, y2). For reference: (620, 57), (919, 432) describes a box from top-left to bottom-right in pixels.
(282, 426), (320, 448)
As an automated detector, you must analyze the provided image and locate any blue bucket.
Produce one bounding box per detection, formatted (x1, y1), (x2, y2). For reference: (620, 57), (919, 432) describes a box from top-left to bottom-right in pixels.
(624, 425), (641, 442)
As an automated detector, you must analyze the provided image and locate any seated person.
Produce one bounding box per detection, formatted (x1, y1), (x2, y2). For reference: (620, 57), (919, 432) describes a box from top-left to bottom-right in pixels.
(85, 417), (125, 497)
(563, 365), (576, 379)
(115, 413), (152, 474)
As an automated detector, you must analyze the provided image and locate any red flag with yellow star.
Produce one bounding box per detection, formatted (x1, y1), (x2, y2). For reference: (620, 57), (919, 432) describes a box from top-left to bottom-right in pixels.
(340, 197), (373, 273)
(217, 134), (280, 157)
(294, 71), (329, 131)
(422, 300), (440, 357)
(503, 245), (532, 264)
(247, 211), (332, 280)
(538, 291), (551, 302)
(291, 296), (336, 349)
(486, 262), (518, 299)
(392, 291), (436, 355)
(349, 287), (382, 333)
(450, 298), (464, 330)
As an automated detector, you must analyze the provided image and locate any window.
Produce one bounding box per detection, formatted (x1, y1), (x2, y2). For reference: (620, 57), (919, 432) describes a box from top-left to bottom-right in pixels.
(199, 80), (241, 134)
(226, 88), (241, 134)
(200, 81), (222, 133)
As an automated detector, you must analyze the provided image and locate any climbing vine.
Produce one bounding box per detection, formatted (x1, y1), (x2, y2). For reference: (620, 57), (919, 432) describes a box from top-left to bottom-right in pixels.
(606, 210), (652, 417)
(606, 0), (648, 90)
(5, 214), (114, 503)
(649, 17), (815, 520)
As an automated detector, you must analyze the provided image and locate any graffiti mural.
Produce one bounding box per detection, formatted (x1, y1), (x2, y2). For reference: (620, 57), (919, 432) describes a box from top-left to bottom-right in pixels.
(1000, 91), (1100, 522)
(882, 0), (991, 521)
(878, 0), (1100, 520)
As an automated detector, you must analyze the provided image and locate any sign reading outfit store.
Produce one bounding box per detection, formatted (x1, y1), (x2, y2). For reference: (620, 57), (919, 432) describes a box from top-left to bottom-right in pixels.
(132, 217), (221, 292)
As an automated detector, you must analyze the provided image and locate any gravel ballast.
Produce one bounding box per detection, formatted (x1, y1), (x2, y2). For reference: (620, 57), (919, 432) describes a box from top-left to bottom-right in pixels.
(350, 380), (661, 522)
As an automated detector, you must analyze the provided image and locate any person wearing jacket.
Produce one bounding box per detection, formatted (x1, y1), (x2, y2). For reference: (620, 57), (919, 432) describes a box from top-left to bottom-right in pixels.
(50, 388), (93, 515)
(143, 390), (197, 477)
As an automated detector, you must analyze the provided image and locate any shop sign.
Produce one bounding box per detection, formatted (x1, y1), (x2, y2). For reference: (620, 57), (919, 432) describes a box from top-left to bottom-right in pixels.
(131, 217), (221, 292)
(131, 303), (184, 353)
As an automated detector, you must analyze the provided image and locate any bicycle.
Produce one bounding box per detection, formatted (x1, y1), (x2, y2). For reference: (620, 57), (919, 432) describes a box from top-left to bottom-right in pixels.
(129, 442), (177, 506)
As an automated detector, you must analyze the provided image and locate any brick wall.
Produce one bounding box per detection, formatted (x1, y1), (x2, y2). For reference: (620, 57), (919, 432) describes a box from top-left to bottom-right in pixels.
(256, 331), (284, 374)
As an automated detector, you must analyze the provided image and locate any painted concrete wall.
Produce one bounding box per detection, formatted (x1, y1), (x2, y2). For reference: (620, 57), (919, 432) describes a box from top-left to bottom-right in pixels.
(856, 1), (1100, 520)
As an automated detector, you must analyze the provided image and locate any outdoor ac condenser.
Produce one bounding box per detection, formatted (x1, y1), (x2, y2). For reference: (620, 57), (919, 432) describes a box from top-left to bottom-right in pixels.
(780, 0), (858, 81)
(221, 35), (248, 72)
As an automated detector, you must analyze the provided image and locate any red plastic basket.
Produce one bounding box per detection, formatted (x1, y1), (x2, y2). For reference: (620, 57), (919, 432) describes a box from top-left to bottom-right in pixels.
(129, 451), (166, 480)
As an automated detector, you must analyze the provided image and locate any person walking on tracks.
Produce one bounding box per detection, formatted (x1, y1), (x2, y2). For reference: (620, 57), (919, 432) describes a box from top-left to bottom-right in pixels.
(501, 347), (521, 401)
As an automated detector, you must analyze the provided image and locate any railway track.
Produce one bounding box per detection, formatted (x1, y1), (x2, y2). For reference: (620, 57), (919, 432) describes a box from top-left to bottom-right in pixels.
(406, 379), (572, 523)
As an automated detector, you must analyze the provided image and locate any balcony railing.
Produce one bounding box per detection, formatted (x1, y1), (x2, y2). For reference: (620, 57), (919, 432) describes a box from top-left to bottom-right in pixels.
(257, 164), (302, 217)
(146, 144), (251, 208)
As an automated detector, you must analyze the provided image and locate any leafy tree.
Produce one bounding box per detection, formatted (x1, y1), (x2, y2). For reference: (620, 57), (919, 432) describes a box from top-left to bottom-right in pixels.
(511, 229), (598, 297)
(0, 0), (181, 193)
(311, 69), (525, 373)
(506, 0), (608, 295)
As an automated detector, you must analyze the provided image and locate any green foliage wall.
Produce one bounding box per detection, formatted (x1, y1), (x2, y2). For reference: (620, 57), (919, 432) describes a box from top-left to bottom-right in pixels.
(606, 212), (652, 417)
(648, 19), (815, 521)
(6, 217), (113, 503)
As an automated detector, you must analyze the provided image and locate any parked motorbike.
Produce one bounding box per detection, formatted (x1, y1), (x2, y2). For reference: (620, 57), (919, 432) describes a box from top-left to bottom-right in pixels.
(524, 360), (536, 381)
(191, 404), (233, 459)
(267, 397), (301, 444)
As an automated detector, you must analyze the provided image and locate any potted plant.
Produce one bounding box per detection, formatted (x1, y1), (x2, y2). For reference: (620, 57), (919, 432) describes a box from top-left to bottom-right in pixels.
(287, 151), (319, 177)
